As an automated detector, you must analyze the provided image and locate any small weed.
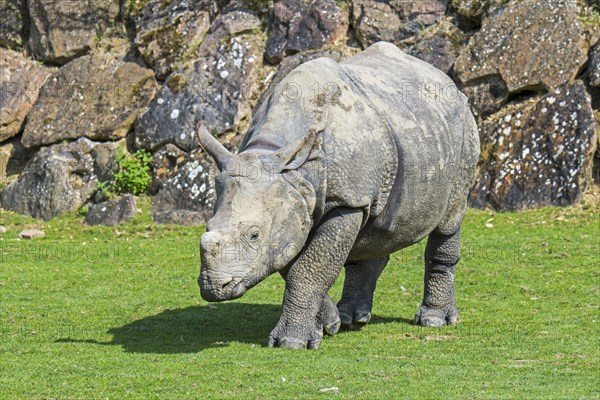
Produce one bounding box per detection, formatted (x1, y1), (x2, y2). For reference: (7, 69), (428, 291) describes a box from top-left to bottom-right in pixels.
(76, 205), (89, 217)
(95, 180), (115, 201)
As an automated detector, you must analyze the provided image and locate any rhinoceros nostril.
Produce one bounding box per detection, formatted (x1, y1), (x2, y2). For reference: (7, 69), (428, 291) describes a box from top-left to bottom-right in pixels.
(220, 276), (234, 289)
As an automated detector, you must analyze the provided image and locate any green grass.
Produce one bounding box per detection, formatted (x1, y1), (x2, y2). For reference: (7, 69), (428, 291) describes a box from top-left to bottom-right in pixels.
(0, 195), (599, 399)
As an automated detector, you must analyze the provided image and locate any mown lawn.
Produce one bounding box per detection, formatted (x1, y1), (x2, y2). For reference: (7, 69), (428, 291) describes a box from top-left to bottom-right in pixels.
(0, 194), (598, 399)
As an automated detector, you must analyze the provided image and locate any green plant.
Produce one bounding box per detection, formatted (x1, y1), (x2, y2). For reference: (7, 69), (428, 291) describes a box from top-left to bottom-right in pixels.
(95, 31), (104, 44)
(579, 0), (600, 30)
(76, 205), (89, 217)
(124, 0), (151, 18)
(113, 148), (152, 196)
(95, 180), (115, 201)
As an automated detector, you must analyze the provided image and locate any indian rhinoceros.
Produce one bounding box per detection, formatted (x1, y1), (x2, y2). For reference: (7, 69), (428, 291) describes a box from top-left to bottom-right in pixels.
(196, 42), (480, 349)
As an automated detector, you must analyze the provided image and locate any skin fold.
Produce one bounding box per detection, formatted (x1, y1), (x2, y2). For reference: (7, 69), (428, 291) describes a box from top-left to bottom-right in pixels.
(197, 42), (480, 349)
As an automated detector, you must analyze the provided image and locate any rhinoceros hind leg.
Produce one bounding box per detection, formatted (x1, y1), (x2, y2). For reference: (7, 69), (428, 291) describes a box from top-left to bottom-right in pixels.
(414, 228), (461, 327)
(337, 256), (389, 331)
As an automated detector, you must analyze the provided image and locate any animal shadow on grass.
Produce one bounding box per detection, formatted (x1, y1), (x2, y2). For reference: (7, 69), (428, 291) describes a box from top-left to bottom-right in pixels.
(57, 304), (280, 353)
(56, 303), (406, 353)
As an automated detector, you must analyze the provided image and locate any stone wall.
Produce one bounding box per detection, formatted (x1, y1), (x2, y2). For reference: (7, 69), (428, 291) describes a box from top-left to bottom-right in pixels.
(0, 0), (598, 222)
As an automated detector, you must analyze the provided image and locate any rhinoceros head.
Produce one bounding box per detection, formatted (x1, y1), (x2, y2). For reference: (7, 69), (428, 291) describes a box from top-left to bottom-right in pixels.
(196, 122), (319, 301)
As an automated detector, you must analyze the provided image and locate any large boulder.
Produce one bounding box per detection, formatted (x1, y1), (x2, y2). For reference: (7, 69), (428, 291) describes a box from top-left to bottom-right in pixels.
(21, 52), (157, 149)
(84, 195), (137, 226)
(352, 0), (448, 48)
(0, 139), (117, 220)
(133, 0), (220, 80)
(28, 0), (120, 64)
(0, 0), (26, 48)
(134, 9), (264, 152)
(152, 150), (217, 225)
(469, 81), (598, 211)
(0, 48), (53, 143)
(455, 0), (591, 116)
(264, 0), (348, 64)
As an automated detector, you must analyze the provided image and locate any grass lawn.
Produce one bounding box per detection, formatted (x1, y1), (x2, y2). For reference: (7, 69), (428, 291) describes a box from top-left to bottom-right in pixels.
(0, 193), (598, 399)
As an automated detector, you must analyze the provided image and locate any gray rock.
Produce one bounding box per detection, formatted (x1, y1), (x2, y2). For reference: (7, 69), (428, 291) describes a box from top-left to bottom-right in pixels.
(149, 143), (187, 194)
(28, 0), (120, 64)
(469, 81), (598, 211)
(84, 195), (137, 226)
(133, 0), (220, 79)
(0, 48), (54, 143)
(0, 226), (6, 234)
(352, 0), (448, 48)
(264, 0), (348, 64)
(460, 76), (509, 120)
(21, 53), (157, 149)
(407, 17), (466, 74)
(0, 0), (26, 48)
(134, 27), (264, 152)
(352, 0), (401, 46)
(455, 0), (590, 95)
(590, 41), (600, 88)
(0, 139), (113, 220)
(195, 7), (262, 59)
(19, 229), (45, 239)
(152, 150), (217, 225)
(90, 141), (121, 183)
(451, 0), (510, 21)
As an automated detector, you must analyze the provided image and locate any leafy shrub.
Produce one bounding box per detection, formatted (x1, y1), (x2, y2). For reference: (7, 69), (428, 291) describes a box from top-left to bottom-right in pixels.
(113, 148), (152, 196)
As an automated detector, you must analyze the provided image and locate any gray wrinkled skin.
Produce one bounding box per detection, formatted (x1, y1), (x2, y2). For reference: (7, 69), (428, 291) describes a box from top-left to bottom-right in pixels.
(197, 42), (479, 349)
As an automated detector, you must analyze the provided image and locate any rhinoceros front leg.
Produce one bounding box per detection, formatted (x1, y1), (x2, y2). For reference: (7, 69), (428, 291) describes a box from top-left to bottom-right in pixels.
(414, 228), (461, 327)
(268, 208), (363, 349)
(278, 270), (341, 336)
(337, 257), (388, 330)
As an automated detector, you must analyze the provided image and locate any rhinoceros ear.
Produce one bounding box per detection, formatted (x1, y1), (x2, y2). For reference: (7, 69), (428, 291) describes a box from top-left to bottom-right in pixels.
(275, 129), (322, 171)
(195, 120), (233, 170)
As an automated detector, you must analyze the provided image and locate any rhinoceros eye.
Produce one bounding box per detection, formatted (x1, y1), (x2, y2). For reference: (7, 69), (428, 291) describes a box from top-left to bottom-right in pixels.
(248, 226), (260, 242)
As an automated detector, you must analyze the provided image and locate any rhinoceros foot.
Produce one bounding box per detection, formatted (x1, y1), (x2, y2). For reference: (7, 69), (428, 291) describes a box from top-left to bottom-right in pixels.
(319, 295), (341, 336)
(413, 303), (459, 327)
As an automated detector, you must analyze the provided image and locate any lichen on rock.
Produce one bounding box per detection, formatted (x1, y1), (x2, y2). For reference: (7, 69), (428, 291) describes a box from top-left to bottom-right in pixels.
(470, 81), (598, 210)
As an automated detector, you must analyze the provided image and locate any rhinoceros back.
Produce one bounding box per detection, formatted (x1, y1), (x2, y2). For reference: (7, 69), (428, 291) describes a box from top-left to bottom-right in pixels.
(335, 43), (477, 239)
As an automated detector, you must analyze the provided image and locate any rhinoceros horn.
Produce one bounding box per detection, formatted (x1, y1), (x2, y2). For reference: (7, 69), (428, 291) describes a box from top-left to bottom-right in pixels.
(195, 120), (233, 169)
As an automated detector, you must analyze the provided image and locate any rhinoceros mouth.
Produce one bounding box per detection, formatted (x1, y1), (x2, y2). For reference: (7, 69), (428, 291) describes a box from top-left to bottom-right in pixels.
(222, 279), (247, 300)
(199, 276), (248, 302)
